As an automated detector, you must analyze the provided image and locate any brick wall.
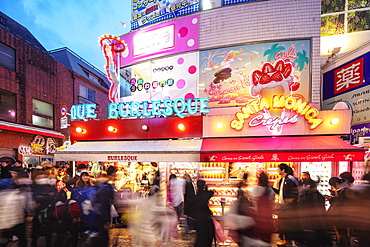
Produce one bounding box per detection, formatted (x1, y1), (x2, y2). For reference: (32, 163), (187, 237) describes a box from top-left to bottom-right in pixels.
(199, 0), (321, 103)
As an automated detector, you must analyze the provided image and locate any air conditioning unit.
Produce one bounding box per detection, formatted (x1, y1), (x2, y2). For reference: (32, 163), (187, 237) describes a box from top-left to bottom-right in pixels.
(359, 137), (370, 144)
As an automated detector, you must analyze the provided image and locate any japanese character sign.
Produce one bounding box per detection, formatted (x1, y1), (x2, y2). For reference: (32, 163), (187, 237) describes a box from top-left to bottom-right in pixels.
(334, 57), (364, 94)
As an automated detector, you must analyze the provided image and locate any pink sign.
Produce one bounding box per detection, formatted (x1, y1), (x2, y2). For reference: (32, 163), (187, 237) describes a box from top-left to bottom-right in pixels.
(119, 15), (199, 67)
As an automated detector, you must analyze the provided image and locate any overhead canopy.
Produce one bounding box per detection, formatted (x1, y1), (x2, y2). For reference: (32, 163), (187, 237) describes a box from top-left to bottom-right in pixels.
(0, 120), (64, 138)
(200, 136), (366, 162)
(54, 139), (201, 162)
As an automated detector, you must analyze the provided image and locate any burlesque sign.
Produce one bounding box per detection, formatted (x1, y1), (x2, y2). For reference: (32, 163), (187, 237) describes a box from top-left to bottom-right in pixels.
(70, 97), (210, 120)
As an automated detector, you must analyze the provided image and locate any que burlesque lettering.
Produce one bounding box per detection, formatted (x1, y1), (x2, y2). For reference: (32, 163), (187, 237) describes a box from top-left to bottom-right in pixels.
(230, 95), (323, 131)
(70, 97), (210, 120)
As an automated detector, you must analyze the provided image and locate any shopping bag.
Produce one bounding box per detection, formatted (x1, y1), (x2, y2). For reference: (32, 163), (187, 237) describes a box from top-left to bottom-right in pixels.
(212, 217), (227, 243)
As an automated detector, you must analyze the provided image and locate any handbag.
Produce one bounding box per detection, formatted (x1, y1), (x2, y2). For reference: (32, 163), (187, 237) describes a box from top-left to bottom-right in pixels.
(212, 217), (227, 243)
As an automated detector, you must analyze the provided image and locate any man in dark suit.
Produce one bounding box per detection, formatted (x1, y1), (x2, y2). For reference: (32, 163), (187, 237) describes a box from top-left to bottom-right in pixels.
(273, 163), (300, 247)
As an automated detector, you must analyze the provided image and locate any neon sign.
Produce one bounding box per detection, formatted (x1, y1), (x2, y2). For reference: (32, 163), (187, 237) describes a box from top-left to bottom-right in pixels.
(70, 97), (210, 120)
(108, 97), (210, 119)
(230, 95), (323, 131)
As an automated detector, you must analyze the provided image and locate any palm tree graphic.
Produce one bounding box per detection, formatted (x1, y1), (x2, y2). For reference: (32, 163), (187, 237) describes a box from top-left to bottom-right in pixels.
(294, 50), (309, 71)
(263, 44), (285, 61)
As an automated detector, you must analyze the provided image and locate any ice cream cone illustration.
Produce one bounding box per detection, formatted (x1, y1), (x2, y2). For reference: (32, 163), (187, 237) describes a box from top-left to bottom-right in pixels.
(250, 59), (297, 133)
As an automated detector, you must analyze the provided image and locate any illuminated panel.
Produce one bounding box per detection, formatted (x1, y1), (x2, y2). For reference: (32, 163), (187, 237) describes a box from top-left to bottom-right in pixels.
(119, 15), (199, 67)
(133, 25), (175, 57)
(131, 0), (199, 30)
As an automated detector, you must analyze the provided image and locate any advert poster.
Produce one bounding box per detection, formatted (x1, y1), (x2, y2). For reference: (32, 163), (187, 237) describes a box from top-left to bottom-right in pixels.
(323, 52), (370, 101)
(322, 84), (370, 125)
(131, 0), (199, 29)
(120, 52), (198, 102)
(199, 39), (311, 108)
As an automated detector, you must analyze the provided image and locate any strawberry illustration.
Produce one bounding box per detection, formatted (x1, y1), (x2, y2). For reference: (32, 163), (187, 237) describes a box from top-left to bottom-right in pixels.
(262, 63), (275, 74)
(274, 60), (285, 72)
(251, 70), (263, 85)
(271, 72), (283, 82)
(260, 74), (272, 84)
(282, 63), (292, 78)
(290, 82), (300, 91)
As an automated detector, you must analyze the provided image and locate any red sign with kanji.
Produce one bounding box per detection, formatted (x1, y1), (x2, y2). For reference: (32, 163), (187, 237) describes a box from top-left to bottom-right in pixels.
(334, 57), (364, 94)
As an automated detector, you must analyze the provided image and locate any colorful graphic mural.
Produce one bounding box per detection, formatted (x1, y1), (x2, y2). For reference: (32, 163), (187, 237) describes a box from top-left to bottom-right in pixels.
(199, 39), (311, 108)
(120, 52), (198, 102)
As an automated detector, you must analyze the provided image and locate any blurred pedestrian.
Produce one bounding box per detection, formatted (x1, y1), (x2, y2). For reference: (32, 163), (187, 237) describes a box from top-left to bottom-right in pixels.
(66, 164), (88, 189)
(327, 177), (350, 247)
(247, 172), (274, 246)
(194, 179), (214, 247)
(183, 172), (197, 233)
(75, 171), (93, 188)
(272, 163), (300, 247)
(31, 170), (57, 247)
(168, 174), (186, 227)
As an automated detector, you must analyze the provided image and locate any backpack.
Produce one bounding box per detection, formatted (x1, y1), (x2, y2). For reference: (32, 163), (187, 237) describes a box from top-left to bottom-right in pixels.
(54, 199), (81, 222)
(72, 186), (105, 230)
(37, 203), (55, 226)
(0, 178), (14, 190)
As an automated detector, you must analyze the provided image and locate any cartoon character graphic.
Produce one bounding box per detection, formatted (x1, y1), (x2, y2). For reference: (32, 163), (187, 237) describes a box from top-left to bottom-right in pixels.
(99, 35), (127, 103)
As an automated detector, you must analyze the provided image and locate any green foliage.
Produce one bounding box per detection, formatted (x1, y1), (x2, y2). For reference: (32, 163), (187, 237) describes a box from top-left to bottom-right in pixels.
(321, 15), (345, 36)
(348, 10), (370, 32)
(321, 0), (345, 14)
(348, 0), (370, 10)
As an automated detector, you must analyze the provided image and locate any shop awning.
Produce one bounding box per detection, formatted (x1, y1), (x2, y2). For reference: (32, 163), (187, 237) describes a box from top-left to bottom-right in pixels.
(0, 120), (64, 138)
(201, 136), (366, 162)
(54, 139), (202, 162)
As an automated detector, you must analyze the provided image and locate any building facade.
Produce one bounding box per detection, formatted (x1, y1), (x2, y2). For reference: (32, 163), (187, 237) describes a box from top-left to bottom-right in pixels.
(0, 11), (110, 166)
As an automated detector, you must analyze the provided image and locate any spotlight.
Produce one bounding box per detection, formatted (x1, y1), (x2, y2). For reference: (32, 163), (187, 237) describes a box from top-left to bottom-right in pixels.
(217, 123), (223, 129)
(108, 126), (117, 132)
(178, 123), (185, 131)
(75, 127), (86, 134)
(330, 118), (340, 125)
(142, 125), (148, 131)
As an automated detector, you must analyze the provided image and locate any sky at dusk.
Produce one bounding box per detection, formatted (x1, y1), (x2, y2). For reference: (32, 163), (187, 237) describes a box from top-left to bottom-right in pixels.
(0, 0), (131, 72)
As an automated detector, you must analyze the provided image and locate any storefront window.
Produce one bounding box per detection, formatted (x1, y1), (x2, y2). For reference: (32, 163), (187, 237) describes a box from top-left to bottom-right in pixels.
(0, 43), (15, 71)
(348, 10), (370, 33)
(32, 99), (54, 128)
(321, 14), (345, 36)
(0, 90), (16, 121)
(321, 0), (370, 36)
(79, 85), (95, 103)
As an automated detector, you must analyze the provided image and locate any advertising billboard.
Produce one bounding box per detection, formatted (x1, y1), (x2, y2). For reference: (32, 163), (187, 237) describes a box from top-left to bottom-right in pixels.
(120, 15), (199, 67)
(132, 0), (199, 29)
(120, 51), (199, 102)
(199, 39), (311, 108)
(322, 52), (370, 125)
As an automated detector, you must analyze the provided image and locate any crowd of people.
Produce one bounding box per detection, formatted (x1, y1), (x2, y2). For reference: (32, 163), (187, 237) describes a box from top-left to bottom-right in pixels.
(1, 160), (370, 247)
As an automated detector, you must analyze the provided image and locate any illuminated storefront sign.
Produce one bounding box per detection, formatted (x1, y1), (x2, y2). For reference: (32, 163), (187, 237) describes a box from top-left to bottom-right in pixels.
(199, 39), (311, 108)
(119, 15), (199, 67)
(18, 135), (56, 155)
(131, 0), (199, 29)
(121, 52), (198, 102)
(201, 151), (363, 162)
(133, 25), (175, 57)
(70, 97), (210, 120)
(230, 95), (323, 132)
(334, 57), (364, 95)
